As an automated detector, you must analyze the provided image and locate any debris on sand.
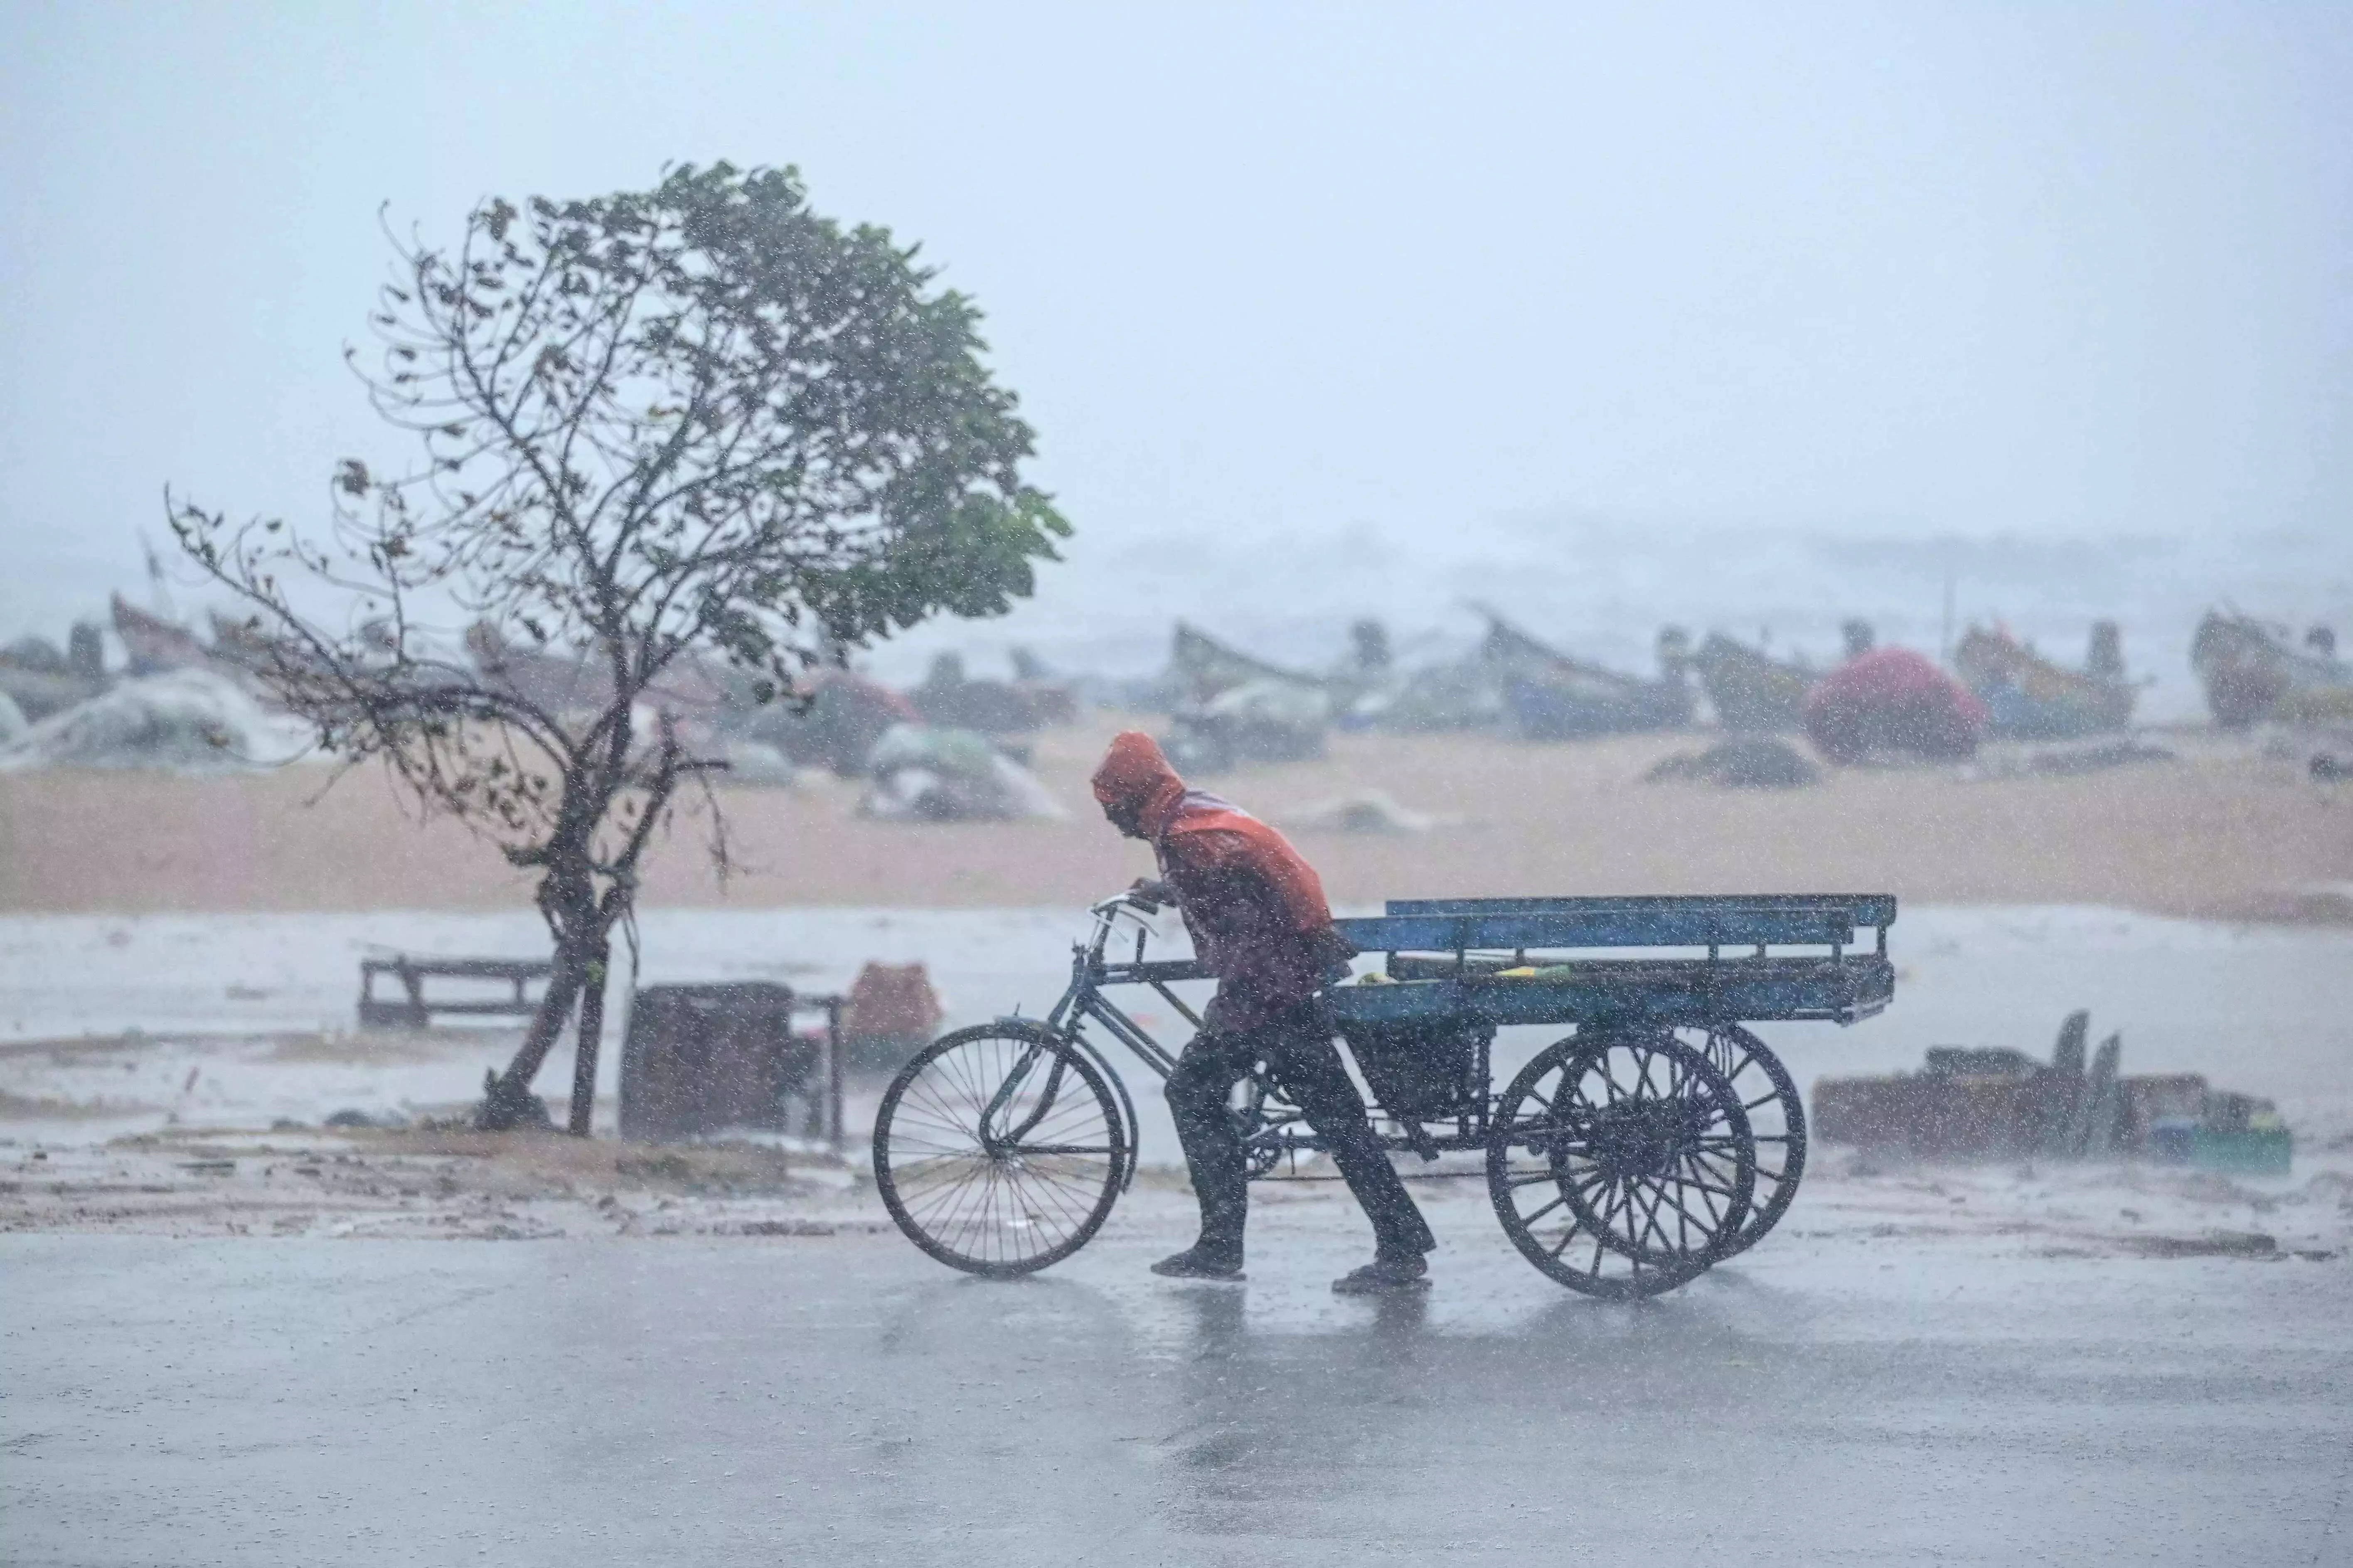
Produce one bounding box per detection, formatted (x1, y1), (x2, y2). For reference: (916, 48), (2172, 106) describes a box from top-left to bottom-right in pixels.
(0, 669), (314, 773)
(322, 1107), (411, 1131)
(2020, 738), (2176, 776)
(1284, 789), (1460, 835)
(1643, 737), (1821, 789)
(0, 1126), (865, 1240)
(857, 724), (1066, 822)
(1813, 1010), (2292, 1171)
(2117, 1230), (2278, 1260)
(1958, 737), (2178, 782)
(471, 1071), (554, 1132)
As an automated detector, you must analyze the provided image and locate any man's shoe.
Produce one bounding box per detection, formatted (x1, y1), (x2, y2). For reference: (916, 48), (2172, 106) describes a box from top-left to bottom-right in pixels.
(1151, 1246), (1244, 1281)
(1332, 1253), (1430, 1294)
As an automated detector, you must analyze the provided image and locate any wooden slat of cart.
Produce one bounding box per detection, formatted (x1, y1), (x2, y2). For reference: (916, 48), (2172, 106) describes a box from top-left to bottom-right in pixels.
(1326, 955), (1895, 1027)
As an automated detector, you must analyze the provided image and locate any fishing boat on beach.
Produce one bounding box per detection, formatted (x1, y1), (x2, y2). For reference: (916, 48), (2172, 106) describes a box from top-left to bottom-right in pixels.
(111, 593), (212, 674)
(1954, 623), (2136, 740)
(1158, 622), (1333, 770)
(2190, 611), (2352, 729)
(1480, 612), (1693, 740)
(1168, 621), (1329, 703)
(1693, 633), (1815, 732)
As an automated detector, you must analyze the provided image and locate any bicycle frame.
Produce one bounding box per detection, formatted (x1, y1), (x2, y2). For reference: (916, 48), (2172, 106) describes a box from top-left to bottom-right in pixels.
(1021, 897), (1494, 1179)
(1007, 899), (1193, 1185)
(1044, 901), (1198, 1072)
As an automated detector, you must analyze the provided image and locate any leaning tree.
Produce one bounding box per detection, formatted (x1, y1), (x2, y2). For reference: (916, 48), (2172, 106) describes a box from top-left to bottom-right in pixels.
(173, 162), (1066, 1131)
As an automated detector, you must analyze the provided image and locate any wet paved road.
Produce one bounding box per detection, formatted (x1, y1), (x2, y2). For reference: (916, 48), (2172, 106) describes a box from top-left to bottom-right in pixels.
(5, 1192), (2349, 1566)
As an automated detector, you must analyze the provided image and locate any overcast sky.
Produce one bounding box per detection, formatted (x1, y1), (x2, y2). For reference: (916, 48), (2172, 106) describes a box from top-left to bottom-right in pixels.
(3, 1), (2349, 646)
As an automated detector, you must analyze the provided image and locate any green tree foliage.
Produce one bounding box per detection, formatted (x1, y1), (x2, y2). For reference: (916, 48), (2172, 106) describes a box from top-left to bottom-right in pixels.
(173, 162), (1066, 1128)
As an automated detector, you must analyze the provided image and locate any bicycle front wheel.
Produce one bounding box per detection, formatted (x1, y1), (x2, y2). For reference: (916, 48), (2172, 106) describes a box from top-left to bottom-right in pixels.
(873, 1023), (1128, 1278)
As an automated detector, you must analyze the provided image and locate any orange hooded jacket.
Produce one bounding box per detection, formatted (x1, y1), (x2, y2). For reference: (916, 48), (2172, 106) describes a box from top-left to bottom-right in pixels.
(1091, 731), (1351, 1032)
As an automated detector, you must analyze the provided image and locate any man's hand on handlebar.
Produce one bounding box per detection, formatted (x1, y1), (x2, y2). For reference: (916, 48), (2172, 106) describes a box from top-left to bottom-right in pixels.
(1126, 878), (1175, 913)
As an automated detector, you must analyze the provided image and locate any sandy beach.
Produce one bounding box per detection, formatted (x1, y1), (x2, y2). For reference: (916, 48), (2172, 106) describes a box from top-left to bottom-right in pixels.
(3, 719), (2346, 922)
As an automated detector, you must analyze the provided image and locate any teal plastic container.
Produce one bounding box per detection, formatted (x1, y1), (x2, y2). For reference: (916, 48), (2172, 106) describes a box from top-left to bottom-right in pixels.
(2190, 1125), (2293, 1176)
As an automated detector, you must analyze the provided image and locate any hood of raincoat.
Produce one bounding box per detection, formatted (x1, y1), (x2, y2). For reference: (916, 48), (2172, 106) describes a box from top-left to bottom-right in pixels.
(1090, 730), (1189, 836)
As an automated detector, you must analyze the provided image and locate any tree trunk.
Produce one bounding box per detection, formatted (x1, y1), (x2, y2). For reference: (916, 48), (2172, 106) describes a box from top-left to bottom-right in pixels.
(477, 946), (585, 1131)
(566, 943), (610, 1136)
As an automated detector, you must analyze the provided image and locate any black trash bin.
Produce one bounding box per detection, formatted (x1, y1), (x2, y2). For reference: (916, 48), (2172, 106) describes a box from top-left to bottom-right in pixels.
(619, 983), (839, 1143)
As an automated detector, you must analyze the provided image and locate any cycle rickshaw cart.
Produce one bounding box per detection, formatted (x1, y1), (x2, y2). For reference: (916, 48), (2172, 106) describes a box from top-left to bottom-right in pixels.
(874, 892), (1896, 1298)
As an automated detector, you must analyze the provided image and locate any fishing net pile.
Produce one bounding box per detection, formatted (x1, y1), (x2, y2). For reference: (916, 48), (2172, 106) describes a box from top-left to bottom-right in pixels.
(0, 670), (314, 773)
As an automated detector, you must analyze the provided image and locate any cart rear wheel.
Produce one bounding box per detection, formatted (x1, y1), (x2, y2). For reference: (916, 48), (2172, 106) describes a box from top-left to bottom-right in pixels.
(1486, 1027), (1755, 1296)
(1688, 1024), (1805, 1258)
(874, 1024), (1127, 1278)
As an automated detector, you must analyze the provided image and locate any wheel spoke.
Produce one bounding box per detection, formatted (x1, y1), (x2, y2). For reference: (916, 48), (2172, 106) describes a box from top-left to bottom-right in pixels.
(878, 1031), (1124, 1276)
(1677, 1155), (1728, 1231)
(1518, 1193), (1567, 1226)
(1664, 1170), (1743, 1202)
(1629, 1184), (1674, 1255)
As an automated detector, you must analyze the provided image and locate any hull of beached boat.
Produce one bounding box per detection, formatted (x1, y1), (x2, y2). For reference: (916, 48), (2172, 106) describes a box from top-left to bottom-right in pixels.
(1480, 615), (1693, 739)
(1955, 627), (2135, 740)
(2189, 612), (2352, 730)
(1694, 633), (1815, 732)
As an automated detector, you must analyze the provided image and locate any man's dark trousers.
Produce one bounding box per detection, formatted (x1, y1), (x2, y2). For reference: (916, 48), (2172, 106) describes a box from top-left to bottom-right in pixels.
(1165, 999), (1435, 1260)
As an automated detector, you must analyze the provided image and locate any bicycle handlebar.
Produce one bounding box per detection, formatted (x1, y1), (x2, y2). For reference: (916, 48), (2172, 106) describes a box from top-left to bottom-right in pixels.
(1083, 890), (1169, 961)
(1089, 886), (1170, 919)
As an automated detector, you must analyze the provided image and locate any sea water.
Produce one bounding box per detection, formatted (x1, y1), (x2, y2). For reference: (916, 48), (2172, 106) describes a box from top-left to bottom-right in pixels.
(863, 518), (2352, 724)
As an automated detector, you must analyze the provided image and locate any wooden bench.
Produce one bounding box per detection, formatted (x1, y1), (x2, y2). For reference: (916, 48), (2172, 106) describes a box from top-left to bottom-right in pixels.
(357, 956), (554, 1030)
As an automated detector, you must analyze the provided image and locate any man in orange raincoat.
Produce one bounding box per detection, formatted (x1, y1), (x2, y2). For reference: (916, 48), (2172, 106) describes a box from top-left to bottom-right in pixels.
(1091, 731), (1435, 1293)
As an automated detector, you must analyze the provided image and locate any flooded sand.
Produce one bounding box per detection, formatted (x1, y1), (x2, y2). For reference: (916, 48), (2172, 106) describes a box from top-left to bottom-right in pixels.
(3, 902), (2349, 1261)
(5, 901), (2351, 1139)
